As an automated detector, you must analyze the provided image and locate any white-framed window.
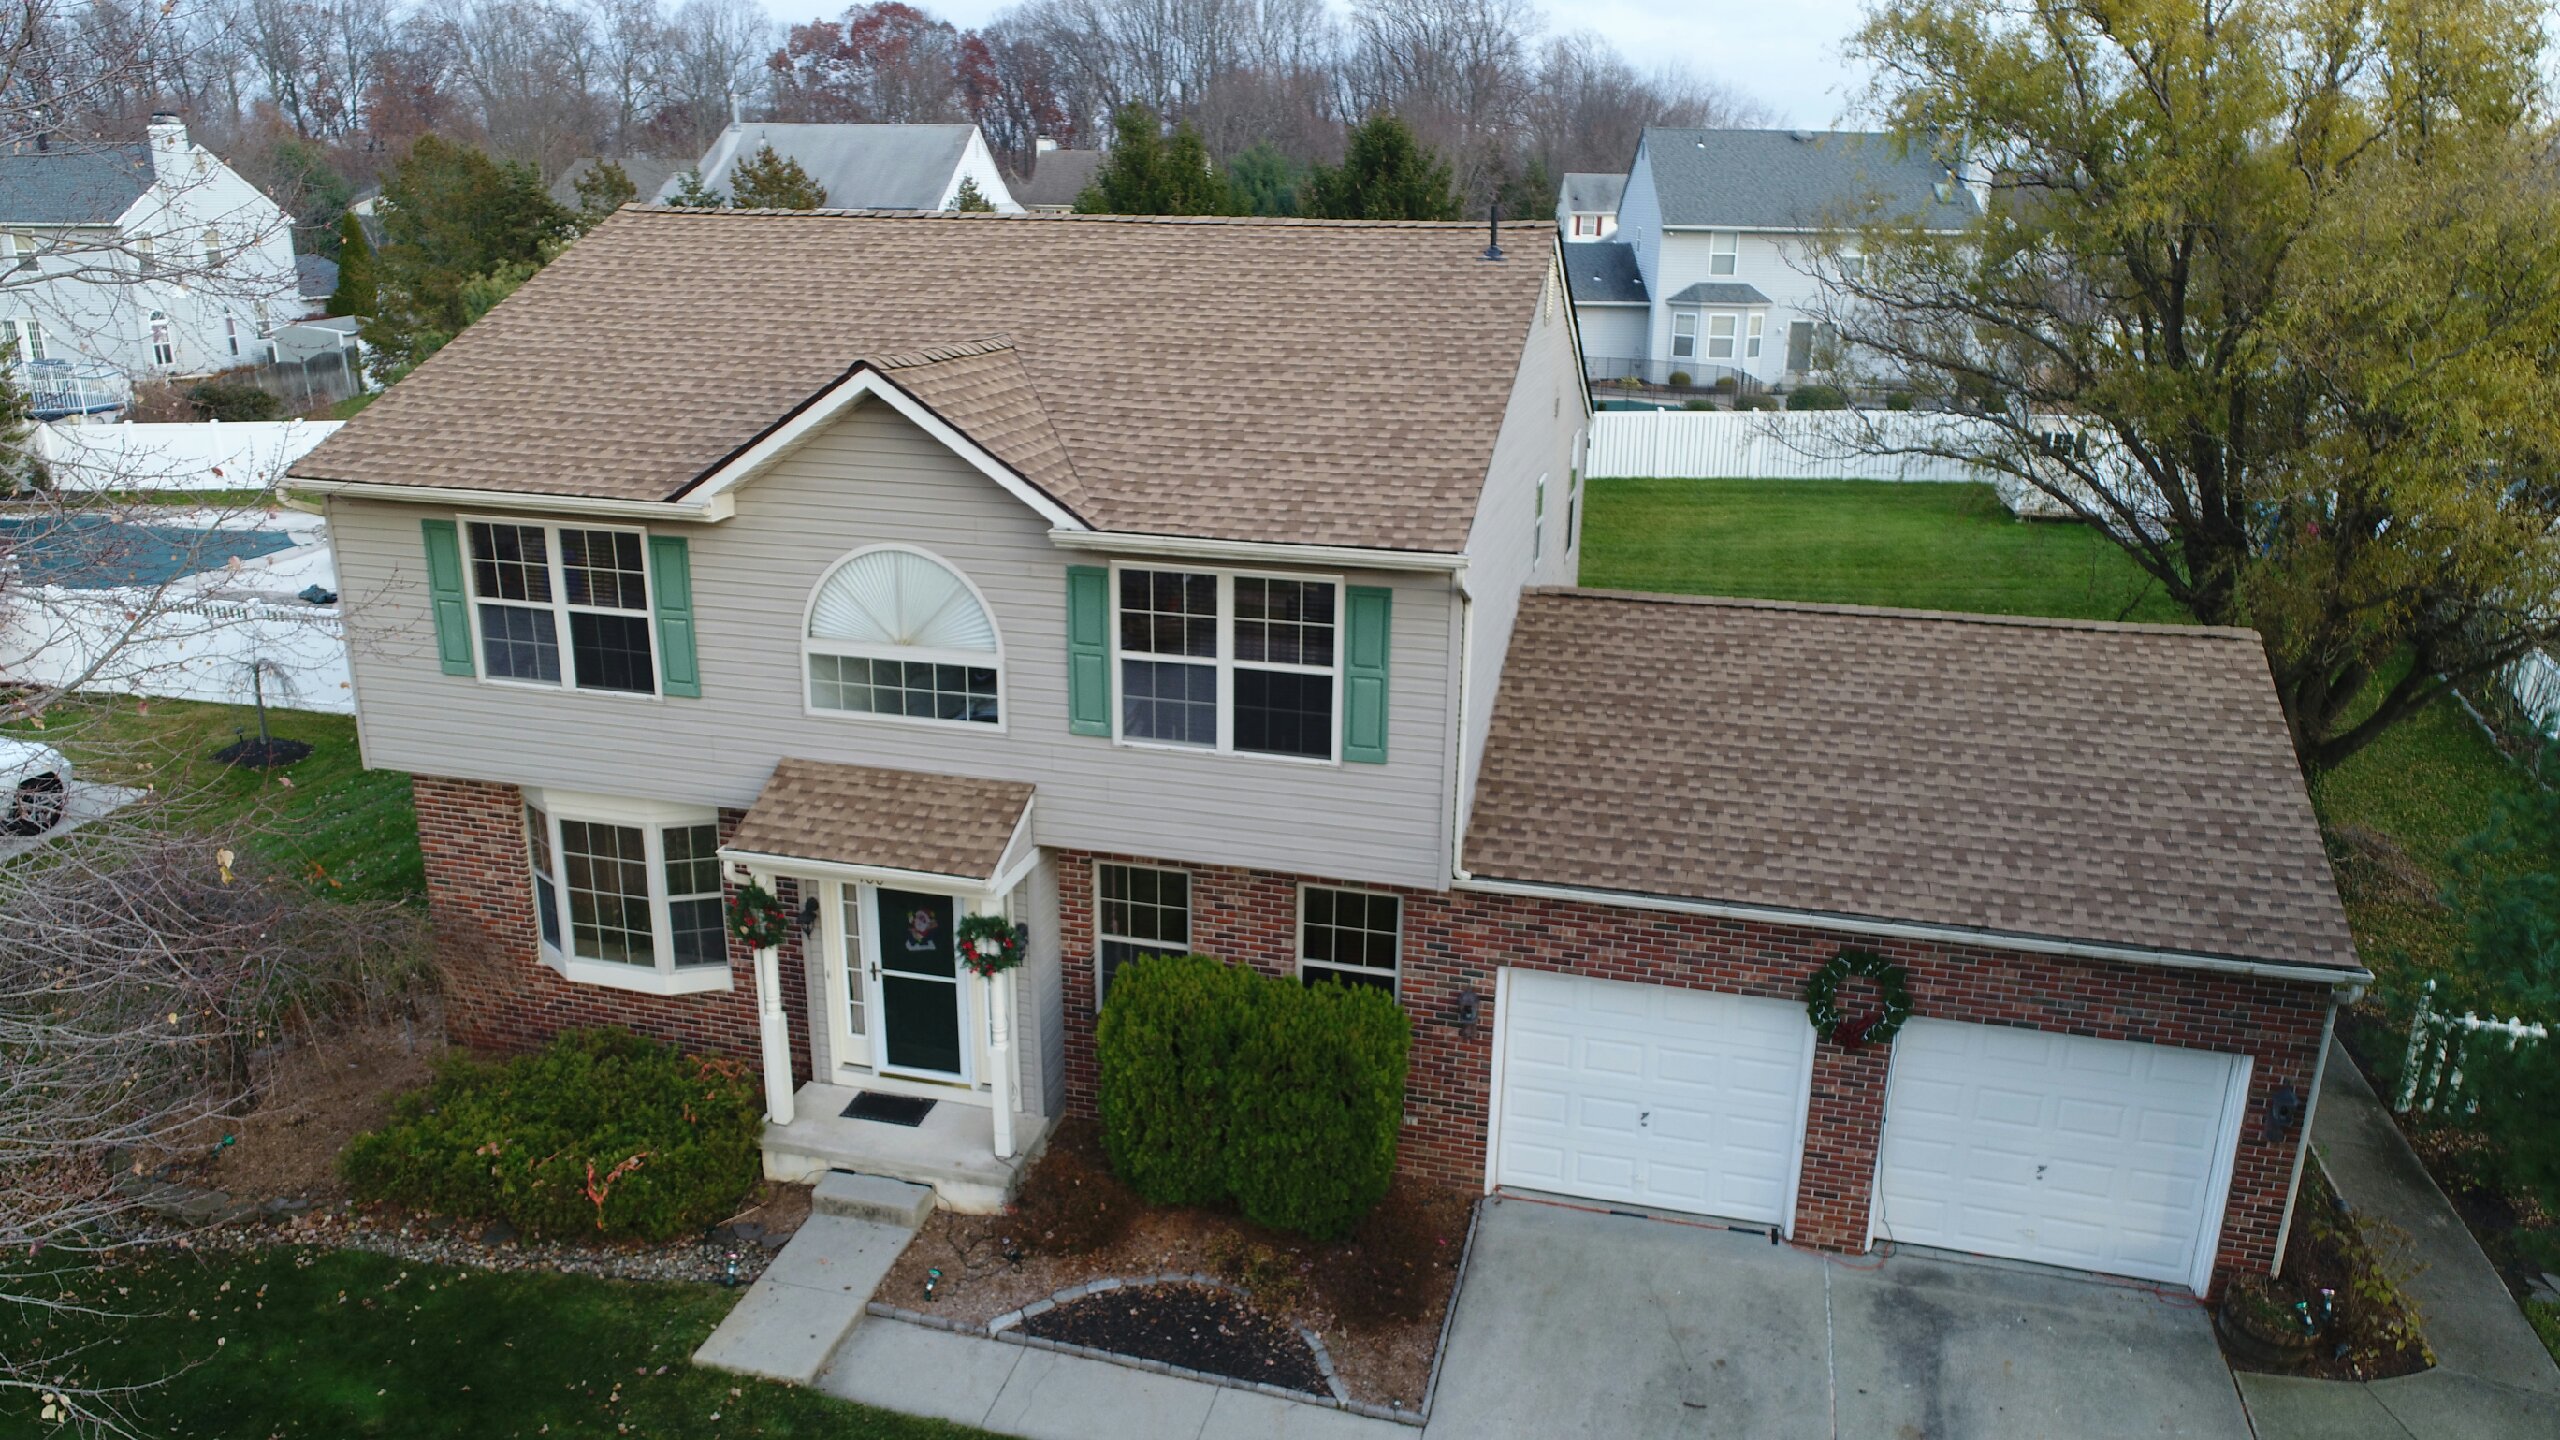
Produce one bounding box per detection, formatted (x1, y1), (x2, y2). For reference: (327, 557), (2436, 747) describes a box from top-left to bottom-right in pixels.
(525, 792), (730, 995)
(148, 310), (172, 367)
(135, 236), (155, 277)
(5, 233), (35, 271)
(224, 314), (240, 357)
(803, 544), (1002, 728)
(1112, 566), (1342, 763)
(1707, 312), (1737, 360)
(1095, 861), (1190, 1008)
(1746, 313), (1765, 360)
(1708, 230), (1738, 275)
(1840, 249), (1867, 282)
(1572, 213), (1597, 238)
(1671, 311), (1697, 359)
(254, 301), (272, 338)
(5, 318), (45, 363)
(462, 518), (657, 696)
(202, 226), (222, 268)
(1298, 885), (1400, 994)
(1532, 475), (1546, 563)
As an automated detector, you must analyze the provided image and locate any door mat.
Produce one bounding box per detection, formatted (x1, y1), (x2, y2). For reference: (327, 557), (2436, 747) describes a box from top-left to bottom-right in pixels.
(843, 1092), (936, 1127)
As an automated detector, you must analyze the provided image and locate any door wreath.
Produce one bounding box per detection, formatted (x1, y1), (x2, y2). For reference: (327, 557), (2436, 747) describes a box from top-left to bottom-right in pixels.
(727, 881), (791, 951)
(1802, 947), (1914, 1050)
(955, 913), (1026, 978)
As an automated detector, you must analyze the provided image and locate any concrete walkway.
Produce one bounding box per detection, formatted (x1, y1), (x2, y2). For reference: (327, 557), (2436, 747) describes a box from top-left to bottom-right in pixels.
(693, 1172), (937, 1385)
(2235, 1039), (2560, 1440)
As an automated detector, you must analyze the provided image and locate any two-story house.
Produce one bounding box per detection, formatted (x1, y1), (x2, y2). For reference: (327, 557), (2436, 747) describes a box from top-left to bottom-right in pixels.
(295, 207), (2362, 1298)
(0, 115), (299, 415)
(1569, 128), (1977, 391)
(657, 122), (1022, 212)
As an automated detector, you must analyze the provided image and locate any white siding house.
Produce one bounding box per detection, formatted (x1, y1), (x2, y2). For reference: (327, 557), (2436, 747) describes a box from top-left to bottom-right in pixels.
(658, 122), (1023, 213)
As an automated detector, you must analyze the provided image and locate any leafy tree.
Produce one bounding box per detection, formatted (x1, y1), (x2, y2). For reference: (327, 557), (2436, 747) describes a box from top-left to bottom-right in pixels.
(1075, 103), (1233, 216)
(572, 159), (639, 232)
(1225, 142), (1303, 217)
(1492, 153), (1553, 226)
(363, 136), (570, 373)
(666, 168), (724, 208)
(1301, 114), (1461, 221)
(951, 175), (995, 211)
(729, 143), (829, 210)
(1839, 0), (2560, 770)
(328, 212), (377, 318)
(268, 137), (354, 259)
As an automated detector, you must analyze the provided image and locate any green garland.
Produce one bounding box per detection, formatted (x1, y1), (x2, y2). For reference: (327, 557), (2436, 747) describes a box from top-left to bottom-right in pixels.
(1803, 947), (1914, 1049)
(727, 881), (791, 951)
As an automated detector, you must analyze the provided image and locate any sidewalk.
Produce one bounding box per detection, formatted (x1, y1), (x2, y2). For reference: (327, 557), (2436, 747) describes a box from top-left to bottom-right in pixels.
(2235, 1038), (2560, 1440)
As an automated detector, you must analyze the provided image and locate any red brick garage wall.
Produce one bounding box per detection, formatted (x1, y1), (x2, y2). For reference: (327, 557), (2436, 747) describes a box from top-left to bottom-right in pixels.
(1054, 849), (2334, 1290)
(414, 775), (812, 1081)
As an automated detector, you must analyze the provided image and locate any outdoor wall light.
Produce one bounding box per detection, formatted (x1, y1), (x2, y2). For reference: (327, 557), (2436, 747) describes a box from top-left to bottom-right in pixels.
(795, 895), (821, 934)
(2263, 1084), (2304, 1143)
(1451, 984), (1482, 1040)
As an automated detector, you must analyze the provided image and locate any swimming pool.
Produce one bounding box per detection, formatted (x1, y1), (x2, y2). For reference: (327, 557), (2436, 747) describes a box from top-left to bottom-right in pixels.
(0, 514), (298, 589)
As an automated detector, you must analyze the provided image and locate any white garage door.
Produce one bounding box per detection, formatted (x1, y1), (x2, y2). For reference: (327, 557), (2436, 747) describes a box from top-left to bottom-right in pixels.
(1495, 970), (1812, 1227)
(1874, 1020), (2250, 1291)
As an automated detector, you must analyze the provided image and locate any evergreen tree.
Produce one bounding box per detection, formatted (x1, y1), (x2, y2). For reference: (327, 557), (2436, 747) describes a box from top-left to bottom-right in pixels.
(729, 144), (829, 210)
(1225, 143), (1303, 217)
(666, 169), (724, 208)
(362, 136), (570, 372)
(1075, 103), (1233, 216)
(1494, 155), (1555, 228)
(329, 212), (377, 318)
(572, 160), (638, 232)
(951, 176), (996, 212)
(1300, 115), (1461, 221)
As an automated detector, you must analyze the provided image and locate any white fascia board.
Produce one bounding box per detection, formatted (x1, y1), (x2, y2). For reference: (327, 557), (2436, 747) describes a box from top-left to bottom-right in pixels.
(1048, 528), (1468, 575)
(1451, 874), (2373, 988)
(681, 368), (1086, 531)
(1571, 300), (1650, 307)
(293, 476), (733, 522)
(719, 845), (998, 897)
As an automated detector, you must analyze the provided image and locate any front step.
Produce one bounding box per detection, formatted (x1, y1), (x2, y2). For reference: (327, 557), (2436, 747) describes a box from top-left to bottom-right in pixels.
(813, 1171), (936, 1228)
(691, 1213), (919, 1385)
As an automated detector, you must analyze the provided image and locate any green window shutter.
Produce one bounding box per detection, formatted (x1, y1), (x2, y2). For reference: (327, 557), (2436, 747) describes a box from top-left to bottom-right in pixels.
(649, 535), (701, 698)
(1342, 585), (1391, 764)
(420, 518), (474, 676)
(1066, 564), (1111, 735)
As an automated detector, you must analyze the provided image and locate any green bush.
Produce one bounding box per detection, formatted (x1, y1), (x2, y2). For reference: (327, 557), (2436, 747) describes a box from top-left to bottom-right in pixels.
(1096, 954), (1412, 1238)
(186, 379), (287, 421)
(1786, 384), (1848, 411)
(1885, 390), (1915, 411)
(1711, 375), (1738, 394)
(340, 1028), (761, 1240)
(1682, 398), (1716, 411)
(1666, 369), (1692, 388)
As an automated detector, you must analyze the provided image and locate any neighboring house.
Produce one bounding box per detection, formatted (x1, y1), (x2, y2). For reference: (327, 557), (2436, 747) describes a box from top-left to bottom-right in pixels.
(1573, 128), (1977, 389)
(1556, 172), (1622, 240)
(0, 114), (298, 414)
(658, 123), (1022, 212)
(553, 154), (681, 213)
(1006, 140), (1104, 213)
(295, 253), (338, 312)
(293, 208), (2361, 1298)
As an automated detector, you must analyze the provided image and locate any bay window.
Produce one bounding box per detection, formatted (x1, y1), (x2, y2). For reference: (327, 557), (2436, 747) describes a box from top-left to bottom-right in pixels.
(525, 793), (730, 994)
(464, 520), (656, 695)
(1707, 313), (1737, 360)
(1115, 567), (1340, 762)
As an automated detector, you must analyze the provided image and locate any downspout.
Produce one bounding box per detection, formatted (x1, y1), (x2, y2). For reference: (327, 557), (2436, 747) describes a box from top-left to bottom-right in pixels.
(1448, 572), (1476, 884)
(2269, 985), (2355, 1278)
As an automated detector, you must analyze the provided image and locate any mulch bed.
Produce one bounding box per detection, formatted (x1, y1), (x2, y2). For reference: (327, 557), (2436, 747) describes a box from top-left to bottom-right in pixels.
(1020, 1282), (1329, 1395)
(882, 1120), (1471, 1409)
(2217, 1163), (2433, 1381)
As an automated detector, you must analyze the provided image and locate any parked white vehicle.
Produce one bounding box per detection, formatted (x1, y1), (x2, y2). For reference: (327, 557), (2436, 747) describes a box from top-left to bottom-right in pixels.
(0, 737), (73, 834)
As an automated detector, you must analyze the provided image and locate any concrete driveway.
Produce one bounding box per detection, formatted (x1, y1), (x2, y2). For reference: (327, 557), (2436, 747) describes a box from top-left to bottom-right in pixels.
(1424, 1196), (2250, 1440)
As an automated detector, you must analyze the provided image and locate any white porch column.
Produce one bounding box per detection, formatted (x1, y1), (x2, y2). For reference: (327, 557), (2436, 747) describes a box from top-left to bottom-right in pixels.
(972, 893), (1015, 1160)
(744, 867), (795, 1127)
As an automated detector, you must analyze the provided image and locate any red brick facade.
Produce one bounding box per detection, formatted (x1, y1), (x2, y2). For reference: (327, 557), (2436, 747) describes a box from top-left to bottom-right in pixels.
(414, 775), (813, 1083)
(1053, 848), (2334, 1291)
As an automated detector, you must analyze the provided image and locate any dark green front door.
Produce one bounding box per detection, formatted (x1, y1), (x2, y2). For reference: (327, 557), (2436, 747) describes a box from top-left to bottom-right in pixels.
(875, 888), (963, 1077)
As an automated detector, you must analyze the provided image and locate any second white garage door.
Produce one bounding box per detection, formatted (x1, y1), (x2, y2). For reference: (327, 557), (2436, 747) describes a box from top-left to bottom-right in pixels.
(1494, 970), (1813, 1227)
(1873, 1020), (2250, 1292)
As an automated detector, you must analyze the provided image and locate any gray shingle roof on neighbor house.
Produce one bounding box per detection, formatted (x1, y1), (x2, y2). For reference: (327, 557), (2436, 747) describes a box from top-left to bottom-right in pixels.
(553, 154), (681, 210)
(1560, 171), (1625, 214)
(1008, 149), (1105, 209)
(1565, 241), (1647, 305)
(659, 124), (975, 210)
(0, 141), (152, 225)
(295, 253), (339, 300)
(1645, 128), (1978, 231)
(1466, 590), (2362, 974)
(1665, 282), (1771, 306)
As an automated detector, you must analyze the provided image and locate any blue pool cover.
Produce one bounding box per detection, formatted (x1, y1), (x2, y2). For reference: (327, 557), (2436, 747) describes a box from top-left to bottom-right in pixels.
(0, 515), (297, 589)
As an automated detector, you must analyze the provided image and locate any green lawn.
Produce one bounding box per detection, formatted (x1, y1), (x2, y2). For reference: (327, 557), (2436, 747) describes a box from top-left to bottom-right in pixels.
(1580, 477), (2191, 624)
(8, 698), (422, 904)
(1, 1247), (1001, 1439)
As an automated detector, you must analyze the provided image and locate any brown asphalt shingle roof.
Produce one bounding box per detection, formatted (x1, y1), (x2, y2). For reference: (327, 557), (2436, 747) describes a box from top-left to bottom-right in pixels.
(290, 207), (1557, 552)
(728, 758), (1032, 883)
(1465, 590), (2361, 973)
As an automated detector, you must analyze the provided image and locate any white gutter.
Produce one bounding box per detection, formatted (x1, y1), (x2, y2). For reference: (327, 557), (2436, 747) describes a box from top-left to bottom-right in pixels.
(1451, 874), (2373, 987)
(1048, 527), (1468, 575)
(294, 476), (735, 523)
(719, 847), (998, 896)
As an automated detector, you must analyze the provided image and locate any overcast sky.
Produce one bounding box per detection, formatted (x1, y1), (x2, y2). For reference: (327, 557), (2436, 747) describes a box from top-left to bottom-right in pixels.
(758, 0), (1877, 129)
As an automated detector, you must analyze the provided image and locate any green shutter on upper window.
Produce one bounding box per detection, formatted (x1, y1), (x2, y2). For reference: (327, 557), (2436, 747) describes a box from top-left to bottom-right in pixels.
(1066, 564), (1111, 735)
(1342, 585), (1391, 764)
(420, 518), (474, 676)
(648, 534), (700, 698)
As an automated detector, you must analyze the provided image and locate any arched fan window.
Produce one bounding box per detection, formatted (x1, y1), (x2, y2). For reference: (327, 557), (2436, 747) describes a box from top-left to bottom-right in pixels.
(804, 546), (1002, 726)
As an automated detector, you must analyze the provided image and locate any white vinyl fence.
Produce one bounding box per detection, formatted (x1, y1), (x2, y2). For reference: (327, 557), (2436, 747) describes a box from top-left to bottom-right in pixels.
(0, 586), (352, 713)
(1586, 410), (2009, 483)
(34, 419), (342, 493)
(2506, 650), (2560, 739)
(2397, 979), (2549, 1115)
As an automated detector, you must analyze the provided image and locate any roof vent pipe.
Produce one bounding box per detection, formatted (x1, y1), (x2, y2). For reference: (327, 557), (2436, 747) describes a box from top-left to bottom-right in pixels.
(1482, 204), (1503, 262)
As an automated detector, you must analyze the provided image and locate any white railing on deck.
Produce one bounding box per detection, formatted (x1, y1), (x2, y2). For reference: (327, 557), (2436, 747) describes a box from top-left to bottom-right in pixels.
(2396, 978), (2549, 1115)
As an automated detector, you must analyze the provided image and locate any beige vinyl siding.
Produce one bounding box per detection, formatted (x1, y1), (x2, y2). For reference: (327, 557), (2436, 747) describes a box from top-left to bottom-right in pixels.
(328, 398), (1458, 888)
(1020, 851), (1064, 1116)
(1457, 257), (1591, 840)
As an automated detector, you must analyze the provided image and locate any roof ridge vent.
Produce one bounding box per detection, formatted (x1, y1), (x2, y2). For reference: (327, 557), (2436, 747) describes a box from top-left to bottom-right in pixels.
(1790, 129), (1816, 142)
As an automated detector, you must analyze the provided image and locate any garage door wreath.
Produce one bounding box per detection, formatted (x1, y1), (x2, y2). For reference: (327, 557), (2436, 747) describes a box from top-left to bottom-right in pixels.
(1803, 947), (1914, 1049)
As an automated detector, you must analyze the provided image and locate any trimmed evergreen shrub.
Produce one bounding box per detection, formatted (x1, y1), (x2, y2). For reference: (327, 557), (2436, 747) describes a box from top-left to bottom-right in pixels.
(186, 380), (286, 421)
(339, 1028), (761, 1240)
(1786, 384), (1849, 411)
(1095, 954), (1261, 1205)
(1226, 979), (1409, 1239)
(1885, 390), (1916, 411)
(1666, 370), (1692, 388)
